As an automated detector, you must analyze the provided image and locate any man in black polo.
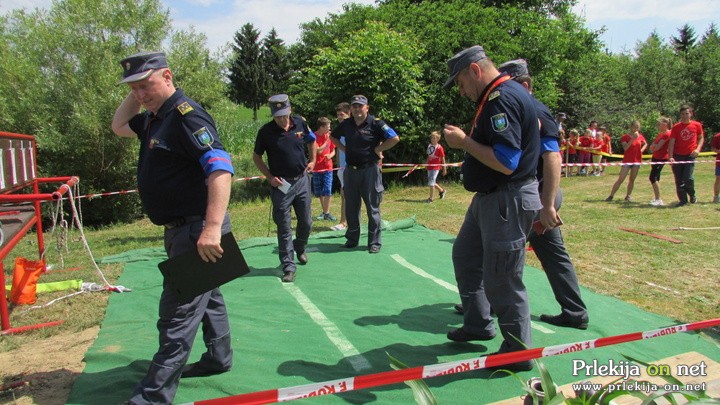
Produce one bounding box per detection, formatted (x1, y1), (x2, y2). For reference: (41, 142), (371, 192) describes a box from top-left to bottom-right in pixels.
(330, 95), (400, 253)
(443, 46), (541, 371)
(253, 94), (316, 282)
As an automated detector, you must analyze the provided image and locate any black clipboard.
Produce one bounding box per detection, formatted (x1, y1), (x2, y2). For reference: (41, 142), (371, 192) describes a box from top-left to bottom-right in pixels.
(158, 232), (249, 304)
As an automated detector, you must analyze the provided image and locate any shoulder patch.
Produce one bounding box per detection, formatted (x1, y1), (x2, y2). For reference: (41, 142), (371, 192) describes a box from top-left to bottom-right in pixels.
(491, 113), (508, 132)
(177, 102), (194, 115)
(488, 90), (500, 101)
(192, 127), (213, 149)
(381, 124), (390, 132)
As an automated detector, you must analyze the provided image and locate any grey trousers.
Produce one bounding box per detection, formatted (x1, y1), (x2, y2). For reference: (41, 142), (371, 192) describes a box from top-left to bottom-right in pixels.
(527, 189), (588, 323)
(452, 181), (540, 353)
(671, 154), (696, 203)
(130, 214), (233, 405)
(344, 164), (383, 248)
(270, 174), (312, 272)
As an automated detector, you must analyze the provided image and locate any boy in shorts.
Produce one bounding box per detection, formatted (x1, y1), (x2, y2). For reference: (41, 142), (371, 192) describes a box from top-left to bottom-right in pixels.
(426, 131), (447, 202)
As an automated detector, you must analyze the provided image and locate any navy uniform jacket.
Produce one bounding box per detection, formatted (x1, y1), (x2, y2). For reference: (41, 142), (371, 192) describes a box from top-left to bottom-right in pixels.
(331, 114), (398, 167)
(254, 115), (316, 178)
(128, 89), (234, 225)
(533, 95), (560, 189)
(462, 77), (540, 193)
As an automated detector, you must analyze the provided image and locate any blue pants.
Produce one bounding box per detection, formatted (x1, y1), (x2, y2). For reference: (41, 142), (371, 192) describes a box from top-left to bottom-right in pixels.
(527, 189), (588, 323)
(270, 174), (312, 272)
(130, 214), (233, 405)
(344, 165), (383, 248)
(452, 181), (540, 353)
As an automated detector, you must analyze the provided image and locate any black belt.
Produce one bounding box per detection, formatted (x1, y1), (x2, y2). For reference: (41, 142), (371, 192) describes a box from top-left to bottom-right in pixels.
(163, 216), (203, 229)
(348, 161), (377, 170)
(285, 173), (306, 181)
(478, 176), (535, 196)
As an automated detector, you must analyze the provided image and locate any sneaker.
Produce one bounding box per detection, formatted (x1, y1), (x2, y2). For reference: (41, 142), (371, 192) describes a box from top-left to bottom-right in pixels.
(315, 214), (326, 220)
(690, 195), (697, 204)
(713, 196), (719, 204)
(649, 199), (658, 206)
(655, 199), (664, 206)
(425, 198), (433, 203)
(330, 223), (347, 231)
(676, 201), (688, 207)
(323, 213), (337, 221)
(604, 196), (613, 202)
(593, 172), (600, 177)
(439, 190), (446, 199)
(624, 195), (632, 202)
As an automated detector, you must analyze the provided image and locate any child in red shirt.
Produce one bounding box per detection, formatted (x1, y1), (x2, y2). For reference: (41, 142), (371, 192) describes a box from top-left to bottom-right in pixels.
(648, 117), (672, 206)
(312, 117), (337, 220)
(426, 131), (447, 202)
(711, 132), (720, 203)
(605, 121), (647, 202)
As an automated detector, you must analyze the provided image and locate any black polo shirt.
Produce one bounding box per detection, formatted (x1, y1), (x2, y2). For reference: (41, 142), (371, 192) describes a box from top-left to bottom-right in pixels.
(254, 115), (315, 178)
(128, 89), (230, 225)
(462, 77), (540, 193)
(534, 95), (560, 187)
(331, 114), (397, 167)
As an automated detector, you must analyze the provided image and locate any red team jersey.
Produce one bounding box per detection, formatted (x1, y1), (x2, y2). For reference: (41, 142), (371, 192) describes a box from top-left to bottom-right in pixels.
(427, 143), (445, 171)
(670, 120), (704, 156)
(314, 132), (335, 172)
(651, 130), (671, 160)
(711, 132), (720, 169)
(620, 133), (647, 163)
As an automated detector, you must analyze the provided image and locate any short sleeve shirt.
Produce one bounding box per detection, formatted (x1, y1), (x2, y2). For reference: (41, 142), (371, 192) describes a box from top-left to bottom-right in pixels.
(670, 120), (703, 155)
(711, 132), (720, 168)
(331, 115), (397, 167)
(620, 133), (646, 163)
(314, 132), (335, 172)
(651, 130), (671, 160)
(128, 89), (233, 225)
(427, 143), (445, 171)
(254, 116), (316, 178)
(462, 77), (539, 193)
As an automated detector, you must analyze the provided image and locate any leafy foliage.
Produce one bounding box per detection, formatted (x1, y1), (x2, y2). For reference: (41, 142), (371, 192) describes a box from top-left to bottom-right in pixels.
(227, 23), (265, 120)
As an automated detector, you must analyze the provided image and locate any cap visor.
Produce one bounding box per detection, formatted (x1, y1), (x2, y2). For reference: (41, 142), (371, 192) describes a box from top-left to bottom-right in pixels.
(118, 69), (155, 84)
(272, 107), (291, 117)
(443, 73), (458, 89)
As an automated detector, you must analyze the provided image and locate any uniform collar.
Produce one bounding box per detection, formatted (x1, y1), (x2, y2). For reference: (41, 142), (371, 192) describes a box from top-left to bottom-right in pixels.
(153, 89), (185, 119)
(353, 114), (374, 127)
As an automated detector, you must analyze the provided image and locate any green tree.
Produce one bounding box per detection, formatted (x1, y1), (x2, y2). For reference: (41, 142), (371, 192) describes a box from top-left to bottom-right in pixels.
(262, 28), (290, 95)
(167, 28), (225, 110)
(0, 0), (170, 225)
(629, 32), (681, 115)
(227, 23), (264, 120)
(289, 21), (425, 162)
(687, 27), (720, 135)
(671, 23), (698, 57)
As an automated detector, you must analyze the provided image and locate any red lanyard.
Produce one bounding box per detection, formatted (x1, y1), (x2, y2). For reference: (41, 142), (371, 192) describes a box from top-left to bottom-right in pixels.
(470, 75), (511, 136)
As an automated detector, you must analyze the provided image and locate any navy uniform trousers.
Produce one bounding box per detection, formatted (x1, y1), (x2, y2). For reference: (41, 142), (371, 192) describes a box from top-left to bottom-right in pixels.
(343, 164), (383, 248)
(452, 180), (540, 353)
(130, 214), (233, 405)
(671, 154), (696, 203)
(270, 174), (312, 273)
(526, 188), (588, 323)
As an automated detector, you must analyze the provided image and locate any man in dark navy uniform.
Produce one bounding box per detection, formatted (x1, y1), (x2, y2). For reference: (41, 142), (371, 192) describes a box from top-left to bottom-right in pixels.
(442, 46), (541, 371)
(330, 95), (399, 253)
(112, 51), (235, 404)
(253, 94), (316, 283)
(497, 59), (589, 330)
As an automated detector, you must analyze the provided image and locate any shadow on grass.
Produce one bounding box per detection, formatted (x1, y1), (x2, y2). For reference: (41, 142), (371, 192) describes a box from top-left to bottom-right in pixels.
(354, 303), (462, 335)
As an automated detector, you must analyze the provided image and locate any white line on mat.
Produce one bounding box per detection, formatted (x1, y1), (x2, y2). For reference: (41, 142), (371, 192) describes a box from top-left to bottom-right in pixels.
(390, 254), (554, 334)
(282, 282), (372, 371)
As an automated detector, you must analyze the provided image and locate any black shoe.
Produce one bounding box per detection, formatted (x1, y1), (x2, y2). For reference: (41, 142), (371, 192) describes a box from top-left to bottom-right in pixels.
(690, 195), (697, 204)
(454, 304), (464, 314)
(676, 201), (688, 207)
(539, 314), (588, 330)
(369, 245), (380, 254)
(297, 251), (308, 265)
(485, 353), (534, 372)
(181, 362), (230, 378)
(343, 241), (358, 248)
(446, 328), (495, 342)
(281, 271), (296, 282)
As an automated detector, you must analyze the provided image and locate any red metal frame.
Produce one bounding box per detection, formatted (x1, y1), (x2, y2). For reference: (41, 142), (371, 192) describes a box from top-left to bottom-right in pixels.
(0, 131), (79, 334)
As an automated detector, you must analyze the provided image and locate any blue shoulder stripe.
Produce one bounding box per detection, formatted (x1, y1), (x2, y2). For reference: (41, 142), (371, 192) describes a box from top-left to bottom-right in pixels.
(493, 143), (521, 171)
(200, 149), (235, 176)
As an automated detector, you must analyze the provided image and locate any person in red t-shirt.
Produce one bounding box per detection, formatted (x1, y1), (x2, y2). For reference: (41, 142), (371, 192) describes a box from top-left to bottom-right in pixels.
(648, 117), (672, 206)
(312, 117), (337, 221)
(667, 104), (705, 206)
(566, 129), (578, 176)
(711, 132), (720, 203)
(600, 126), (612, 174)
(605, 120), (647, 202)
(578, 129), (594, 176)
(591, 131), (604, 176)
(425, 131), (447, 202)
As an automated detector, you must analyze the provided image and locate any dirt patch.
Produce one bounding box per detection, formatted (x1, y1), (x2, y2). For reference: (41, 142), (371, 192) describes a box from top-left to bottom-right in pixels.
(0, 327), (98, 405)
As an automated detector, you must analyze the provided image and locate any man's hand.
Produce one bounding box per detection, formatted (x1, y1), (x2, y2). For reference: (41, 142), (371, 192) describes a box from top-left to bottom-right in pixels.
(443, 124), (467, 149)
(374, 147), (384, 160)
(197, 227), (223, 263)
(539, 206), (561, 230)
(269, 176), (284, 187)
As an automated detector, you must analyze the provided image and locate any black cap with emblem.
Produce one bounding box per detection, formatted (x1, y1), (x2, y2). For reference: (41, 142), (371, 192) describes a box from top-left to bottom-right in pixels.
(118, 51), (168, 84)
(269, 94), (291, 117)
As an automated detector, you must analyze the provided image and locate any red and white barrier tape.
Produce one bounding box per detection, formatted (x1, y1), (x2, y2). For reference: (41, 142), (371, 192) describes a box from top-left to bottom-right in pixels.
(54, 158), (716, 202)
(180, 318), (720, 405)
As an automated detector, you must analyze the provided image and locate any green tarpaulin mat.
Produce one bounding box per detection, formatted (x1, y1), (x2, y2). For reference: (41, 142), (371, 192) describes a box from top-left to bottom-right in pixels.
(68, 219), (720, 404)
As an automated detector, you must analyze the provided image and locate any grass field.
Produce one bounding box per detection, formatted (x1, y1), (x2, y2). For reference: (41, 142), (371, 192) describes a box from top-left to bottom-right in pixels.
(1, 160), (719, 354)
